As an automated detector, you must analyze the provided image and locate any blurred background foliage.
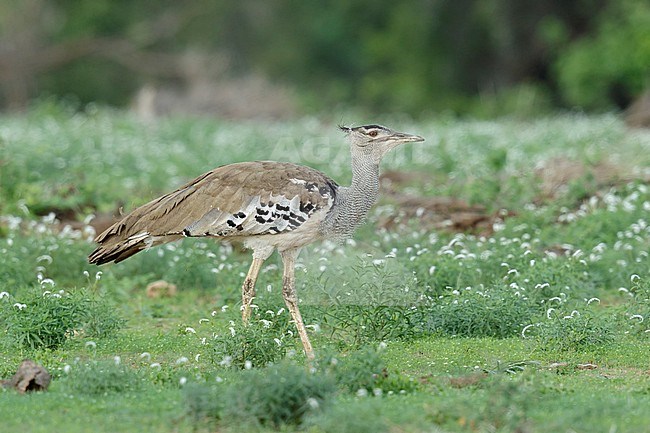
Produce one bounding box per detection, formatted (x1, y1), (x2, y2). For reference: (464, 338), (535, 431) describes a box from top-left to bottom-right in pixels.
(0, 0), (648, 118)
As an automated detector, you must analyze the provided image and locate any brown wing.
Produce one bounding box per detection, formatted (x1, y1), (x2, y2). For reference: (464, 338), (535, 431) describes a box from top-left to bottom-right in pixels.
(88, 161), (338, 264)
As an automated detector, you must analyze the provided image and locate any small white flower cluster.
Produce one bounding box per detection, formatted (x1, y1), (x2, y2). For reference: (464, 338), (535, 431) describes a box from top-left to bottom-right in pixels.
(0, 212), (97, 244)
(558, 184), (649, 225)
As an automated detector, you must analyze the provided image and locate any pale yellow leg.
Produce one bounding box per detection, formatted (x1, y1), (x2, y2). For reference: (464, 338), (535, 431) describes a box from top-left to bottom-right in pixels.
(280, 249), (314, 360)
(242, 257), (264, 323)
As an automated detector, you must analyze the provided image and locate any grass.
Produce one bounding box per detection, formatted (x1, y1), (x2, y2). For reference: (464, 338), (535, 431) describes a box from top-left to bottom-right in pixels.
(1, 102), (650, 432)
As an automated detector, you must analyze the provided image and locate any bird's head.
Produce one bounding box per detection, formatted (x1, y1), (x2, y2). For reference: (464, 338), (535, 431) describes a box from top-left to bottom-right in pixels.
(340, 124), (424, 163)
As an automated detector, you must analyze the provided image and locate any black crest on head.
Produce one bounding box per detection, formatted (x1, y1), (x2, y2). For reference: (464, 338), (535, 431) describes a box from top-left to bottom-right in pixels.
(360, 124), (385, 130)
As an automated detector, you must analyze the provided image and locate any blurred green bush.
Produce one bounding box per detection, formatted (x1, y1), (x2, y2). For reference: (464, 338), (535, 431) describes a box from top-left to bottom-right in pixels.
(553, 0), (650, 110)
(2, 0), (647, 116)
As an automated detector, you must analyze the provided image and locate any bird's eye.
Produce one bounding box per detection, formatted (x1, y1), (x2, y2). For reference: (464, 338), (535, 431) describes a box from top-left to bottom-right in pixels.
(368, 130), (378, 137)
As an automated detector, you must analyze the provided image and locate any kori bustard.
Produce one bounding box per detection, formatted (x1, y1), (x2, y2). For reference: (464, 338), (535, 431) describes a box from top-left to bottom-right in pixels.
(88, 124), (424, 359)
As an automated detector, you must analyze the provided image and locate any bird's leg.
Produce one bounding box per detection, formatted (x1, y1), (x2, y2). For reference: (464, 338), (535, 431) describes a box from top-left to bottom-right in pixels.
(241, 258), (264, 324)
(280, 248), (314, 360)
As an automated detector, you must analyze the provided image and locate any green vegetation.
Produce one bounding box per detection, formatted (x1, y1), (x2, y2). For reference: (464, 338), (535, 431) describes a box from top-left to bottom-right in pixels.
(2, 1), (649, 115)
(0, 286), (123, 349)
(209, 309), (291, 369)
(554, 0), (650, 110)
(1, 105), (650, 432)
(61, 358), (145, 396)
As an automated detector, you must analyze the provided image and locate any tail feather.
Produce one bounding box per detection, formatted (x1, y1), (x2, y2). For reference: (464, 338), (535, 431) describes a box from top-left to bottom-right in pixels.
(88, 230), (182, 265)
(88, 238), (147, 265)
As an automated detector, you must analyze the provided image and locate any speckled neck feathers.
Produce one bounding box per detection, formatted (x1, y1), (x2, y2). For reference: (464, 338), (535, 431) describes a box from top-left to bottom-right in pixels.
(321, 155), (380, 240)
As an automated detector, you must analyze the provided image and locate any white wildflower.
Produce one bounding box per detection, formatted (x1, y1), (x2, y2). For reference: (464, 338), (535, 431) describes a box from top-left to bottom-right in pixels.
(563, 310), (580, 319)
(305, 324), (321, 332)
(36, 255), (53, 264)
(40, 278), (55, 287)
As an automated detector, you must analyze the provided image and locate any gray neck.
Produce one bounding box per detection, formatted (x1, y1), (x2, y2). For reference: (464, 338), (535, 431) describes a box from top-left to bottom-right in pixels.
(322, 155), (380, 239)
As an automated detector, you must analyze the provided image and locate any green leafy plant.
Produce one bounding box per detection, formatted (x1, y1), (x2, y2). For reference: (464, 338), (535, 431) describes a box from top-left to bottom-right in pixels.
(312, 305), (421, 348)
(183, 382), (225, 425)
(185, 361), (336, 428)
(318, 345), (417, 396)
(618, 275), (650, 337)
(526, 305), (616, 352)
(422, 285), (536, 338)
(0, 288), (124, 349)
(553, 0), (650, 110)
(62, 359), (144, 396)
(305, 257), (423, 347)
(306, 397), (390, 433)
(210, 308), (291, 369)
(473, 376), (533, 432)
(225, 362), (336, 427)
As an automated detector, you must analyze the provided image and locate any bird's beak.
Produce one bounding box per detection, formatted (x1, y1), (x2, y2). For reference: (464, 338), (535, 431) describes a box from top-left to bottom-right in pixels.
(393, 132), (425, 143)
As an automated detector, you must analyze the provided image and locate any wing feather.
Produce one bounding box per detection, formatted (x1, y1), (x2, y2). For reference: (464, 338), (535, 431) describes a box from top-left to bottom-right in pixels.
(89, 161), (338, 264)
